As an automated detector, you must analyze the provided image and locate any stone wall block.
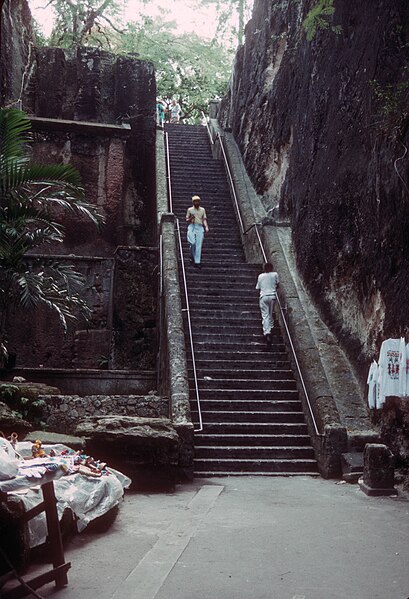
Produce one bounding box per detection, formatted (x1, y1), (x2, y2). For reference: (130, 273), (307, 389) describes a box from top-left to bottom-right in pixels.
(75, 47), (103, 122)
(359, 443), (396, 496)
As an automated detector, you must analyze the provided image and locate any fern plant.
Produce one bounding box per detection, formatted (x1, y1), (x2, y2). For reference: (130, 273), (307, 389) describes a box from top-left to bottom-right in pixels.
(303, 0), (341, 41)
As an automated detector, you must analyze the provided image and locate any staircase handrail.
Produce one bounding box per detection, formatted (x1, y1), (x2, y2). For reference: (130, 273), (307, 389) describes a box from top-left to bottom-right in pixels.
(165, 132), (174, 214)
(216, 133), (323, 438)
(217, 132), (245, 233)
(164, 131), (203, 433)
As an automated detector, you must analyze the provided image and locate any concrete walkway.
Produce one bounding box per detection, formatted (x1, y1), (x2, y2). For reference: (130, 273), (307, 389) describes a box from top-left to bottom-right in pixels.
(36, 476), (409, 599)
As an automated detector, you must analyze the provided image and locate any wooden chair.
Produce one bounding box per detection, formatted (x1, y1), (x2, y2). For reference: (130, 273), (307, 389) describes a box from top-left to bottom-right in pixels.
(0, 480), (70, 598)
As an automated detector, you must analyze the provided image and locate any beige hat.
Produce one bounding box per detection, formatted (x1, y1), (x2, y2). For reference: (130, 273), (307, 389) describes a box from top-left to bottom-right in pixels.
(192, 195), (201, 202)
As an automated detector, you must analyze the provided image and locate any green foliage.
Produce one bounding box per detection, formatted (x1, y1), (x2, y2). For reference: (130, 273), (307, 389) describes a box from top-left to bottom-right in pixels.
(303, 0), (341, 41)
(0, 384), (46, 424)
(371, 68), (409, 139)
(113, 16), (233, 122)
(0, 108), (105, 360)
(198, 0), (253, 47)
(40, 0), (129, 48)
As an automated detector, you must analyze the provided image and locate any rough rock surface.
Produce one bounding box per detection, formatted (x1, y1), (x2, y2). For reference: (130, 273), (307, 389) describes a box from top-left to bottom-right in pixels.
(378, 397), (409, 464)
(220, 0), (409, 372)
(75, 415), (180, 467)
(219, 0), (409, 465)
(0, 401), (31, 434)
(41, 392), (168, 434)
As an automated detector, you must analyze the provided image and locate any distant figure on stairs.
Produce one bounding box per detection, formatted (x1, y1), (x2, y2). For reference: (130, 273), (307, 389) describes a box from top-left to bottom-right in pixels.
(156, 98), (166, 128)
(170, 98), (182, 123)
(186, 195), (209, 269)
(256, 262), (279, 346)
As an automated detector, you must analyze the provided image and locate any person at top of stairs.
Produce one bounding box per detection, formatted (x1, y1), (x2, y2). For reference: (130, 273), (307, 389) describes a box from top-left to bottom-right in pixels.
(186, 195), (209, 269)
(256, 262), (280, 346)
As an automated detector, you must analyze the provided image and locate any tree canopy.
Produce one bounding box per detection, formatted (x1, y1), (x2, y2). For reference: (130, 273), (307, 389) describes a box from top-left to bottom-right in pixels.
(112, 14), (233, 122)
(31, 1), (240, 123)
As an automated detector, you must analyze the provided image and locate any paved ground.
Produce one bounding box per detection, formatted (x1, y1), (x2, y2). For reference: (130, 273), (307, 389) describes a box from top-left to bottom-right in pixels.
(20, 476), (408, 599)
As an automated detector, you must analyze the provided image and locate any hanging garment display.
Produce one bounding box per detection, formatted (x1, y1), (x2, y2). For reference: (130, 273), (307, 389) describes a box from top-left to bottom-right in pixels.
(367, 360), (379, 409)
(375, 337), (406, 408)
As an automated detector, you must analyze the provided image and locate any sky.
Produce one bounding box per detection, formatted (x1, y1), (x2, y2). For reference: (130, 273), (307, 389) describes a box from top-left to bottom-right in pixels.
(28, 0), (221, 40)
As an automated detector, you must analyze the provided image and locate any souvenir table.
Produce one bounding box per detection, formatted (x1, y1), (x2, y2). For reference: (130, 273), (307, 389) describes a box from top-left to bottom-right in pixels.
(0, 440), (131, 598)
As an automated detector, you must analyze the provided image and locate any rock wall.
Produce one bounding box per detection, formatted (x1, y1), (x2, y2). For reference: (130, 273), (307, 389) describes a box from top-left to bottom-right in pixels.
(0, 0), (33, 108)
(41, 392), (168, 433)
(1, 1), (158, 372)
(219, 0), (409, 381)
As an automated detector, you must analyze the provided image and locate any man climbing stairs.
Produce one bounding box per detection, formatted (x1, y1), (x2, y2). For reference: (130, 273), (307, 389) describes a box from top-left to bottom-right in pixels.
(165, 123), (318, 476)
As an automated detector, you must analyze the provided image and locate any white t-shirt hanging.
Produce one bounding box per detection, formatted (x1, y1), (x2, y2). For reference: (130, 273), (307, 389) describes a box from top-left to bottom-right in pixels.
(378, 338), (404, 407)
(367, 360), (379, 409)
(398, 337), (407, 397)
(405, 343), (409, 398)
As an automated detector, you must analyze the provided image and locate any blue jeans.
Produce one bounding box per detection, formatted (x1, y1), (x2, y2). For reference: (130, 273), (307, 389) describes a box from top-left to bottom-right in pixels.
(187, 224), (204, 264)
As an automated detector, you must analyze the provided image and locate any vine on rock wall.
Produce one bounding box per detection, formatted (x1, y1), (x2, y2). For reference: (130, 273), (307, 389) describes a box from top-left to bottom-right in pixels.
(303, 0), (341, 41)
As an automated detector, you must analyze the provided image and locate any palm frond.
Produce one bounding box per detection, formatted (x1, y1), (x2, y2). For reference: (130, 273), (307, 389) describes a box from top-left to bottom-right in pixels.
(0, 109), (32, 165)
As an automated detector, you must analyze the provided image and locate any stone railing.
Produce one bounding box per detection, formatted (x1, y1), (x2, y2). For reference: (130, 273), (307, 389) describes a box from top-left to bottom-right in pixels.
(156, 130), (194, 471)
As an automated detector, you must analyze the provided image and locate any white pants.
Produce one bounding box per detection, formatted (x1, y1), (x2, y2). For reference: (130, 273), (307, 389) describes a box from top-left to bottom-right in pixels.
(187, 224), (204, 264)
(259, 295), (276, 335)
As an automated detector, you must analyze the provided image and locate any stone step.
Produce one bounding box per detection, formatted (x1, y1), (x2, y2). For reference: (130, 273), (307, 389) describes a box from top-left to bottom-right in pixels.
(190, 342), (286, 353)
(191, 350), (289, 362)
(192, 421), (308, 433)
(191, 410), (305, 423)
(192, 378), (296, 391)
(186, 306), (261, 315)
(183, 271), (259, 282)
(192, 388), (299, 400)
(183, 262), (260, 271)
(194, 433), (312, 447)
(188, 368), (294, 380)
(183, 245), (244, 254)
(185, 314), (271, 325)
(193, 458), (319, 473)
(194, 445), (316, 460)
(189, 336), (278, 351)
(187, 303), (261, 313)
(193, 398), (301, 411)
(185, 314), (263, 325)
(185, 282), (260, 293)
(189, 324), (279, 335)
(191, 360), (292, 370)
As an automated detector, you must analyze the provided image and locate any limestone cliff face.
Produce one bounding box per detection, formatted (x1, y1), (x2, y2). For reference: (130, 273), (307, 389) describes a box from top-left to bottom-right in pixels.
(220, 0), (409, 376)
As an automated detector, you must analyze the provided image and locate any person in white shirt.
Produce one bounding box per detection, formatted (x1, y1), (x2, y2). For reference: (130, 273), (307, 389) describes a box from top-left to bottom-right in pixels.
(170, 99), (182, 123)
(256, 262), (279, 345)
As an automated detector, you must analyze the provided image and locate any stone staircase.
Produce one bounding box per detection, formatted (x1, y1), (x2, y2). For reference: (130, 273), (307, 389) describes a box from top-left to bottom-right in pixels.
(165, 123), (318, 476)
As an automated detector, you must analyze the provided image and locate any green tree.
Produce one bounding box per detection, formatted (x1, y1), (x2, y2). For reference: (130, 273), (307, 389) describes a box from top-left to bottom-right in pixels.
(0, 108), (104, 361)
(198, 0), (252, 47)
(114, 15), (233, 122)
(44, 0), (129, 47)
